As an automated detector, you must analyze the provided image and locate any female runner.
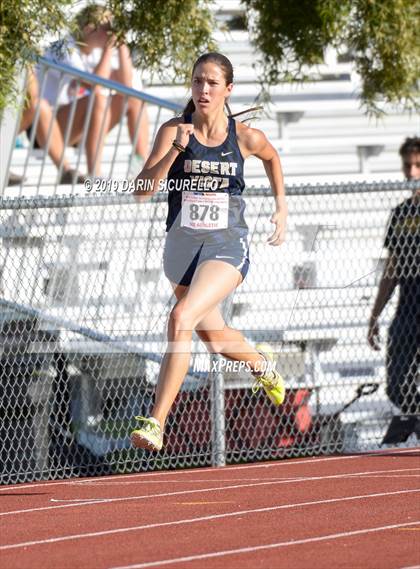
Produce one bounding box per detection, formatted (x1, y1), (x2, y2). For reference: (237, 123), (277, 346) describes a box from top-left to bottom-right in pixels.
(131, 52), (287, 451)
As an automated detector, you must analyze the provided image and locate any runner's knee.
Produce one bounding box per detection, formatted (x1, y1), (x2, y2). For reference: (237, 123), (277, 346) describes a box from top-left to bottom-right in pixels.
(169, 302), (197, 334)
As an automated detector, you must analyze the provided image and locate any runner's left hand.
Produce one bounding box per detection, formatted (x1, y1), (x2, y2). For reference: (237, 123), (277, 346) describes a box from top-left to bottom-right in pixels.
(267, 210), (287, 246)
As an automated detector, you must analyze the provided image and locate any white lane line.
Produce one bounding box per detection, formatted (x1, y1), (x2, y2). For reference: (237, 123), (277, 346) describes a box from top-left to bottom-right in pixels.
(109, 519), (420, 569)
(1, 467), (419, 518)
(73, 473), (420, 486)
(361, 475), (420, 479)
(2, 447), (418, 493)
(1, 488), (419, 552)
(1, 455), (358, 492)
(46, 467), (419, 502)
(70, 476), (306, 486)
(50, 498), (109, 503)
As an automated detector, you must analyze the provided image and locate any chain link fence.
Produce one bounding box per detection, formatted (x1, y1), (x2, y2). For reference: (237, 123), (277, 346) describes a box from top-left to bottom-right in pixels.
(1, 180), (419, 484)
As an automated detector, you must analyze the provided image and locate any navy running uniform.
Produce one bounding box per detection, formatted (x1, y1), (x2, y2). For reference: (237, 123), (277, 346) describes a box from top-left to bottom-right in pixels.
(163, 114), (250, 286)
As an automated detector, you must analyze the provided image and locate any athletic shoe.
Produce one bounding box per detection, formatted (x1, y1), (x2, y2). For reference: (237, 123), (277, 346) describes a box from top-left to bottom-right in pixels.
(131, 416), (163, 451)
(60, 169), (86, 185)
(7, 171), (25, 186)
(252, 343), (286, 406)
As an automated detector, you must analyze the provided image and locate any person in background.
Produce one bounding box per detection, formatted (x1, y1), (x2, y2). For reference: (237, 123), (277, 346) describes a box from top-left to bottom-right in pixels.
(39, 4), (149, 177)
(368, 136), (420, 444)
(8, 68), (85, 186)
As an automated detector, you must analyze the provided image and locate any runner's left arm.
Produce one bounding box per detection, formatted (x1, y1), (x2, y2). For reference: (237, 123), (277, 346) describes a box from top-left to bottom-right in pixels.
(243, 128), (287, 246)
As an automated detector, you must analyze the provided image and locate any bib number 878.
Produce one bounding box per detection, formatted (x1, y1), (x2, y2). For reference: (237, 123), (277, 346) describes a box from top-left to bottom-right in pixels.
(189, 203), (220, 221)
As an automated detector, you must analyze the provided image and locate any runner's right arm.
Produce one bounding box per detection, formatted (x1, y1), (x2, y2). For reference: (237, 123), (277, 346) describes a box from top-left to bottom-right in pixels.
(133, 119), (193, 202)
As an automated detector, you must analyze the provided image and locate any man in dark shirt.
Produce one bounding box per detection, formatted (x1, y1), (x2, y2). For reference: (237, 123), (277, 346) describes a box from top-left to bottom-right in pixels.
(368, 136), (420, 443)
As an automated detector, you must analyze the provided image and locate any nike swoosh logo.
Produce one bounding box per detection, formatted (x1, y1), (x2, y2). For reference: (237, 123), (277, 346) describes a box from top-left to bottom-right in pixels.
(221, 151), (233, 157)
(215, 255), (234, 259)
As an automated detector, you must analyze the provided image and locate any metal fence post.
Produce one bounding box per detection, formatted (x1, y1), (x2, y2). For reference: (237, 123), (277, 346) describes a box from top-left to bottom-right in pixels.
(210, 354), (226, 467)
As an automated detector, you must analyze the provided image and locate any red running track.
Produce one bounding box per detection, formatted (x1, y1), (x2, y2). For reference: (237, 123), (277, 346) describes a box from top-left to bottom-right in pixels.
(1, 449), (420, 569)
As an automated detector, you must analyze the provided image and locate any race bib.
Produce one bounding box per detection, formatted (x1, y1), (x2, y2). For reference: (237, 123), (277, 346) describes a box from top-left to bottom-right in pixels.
(181, 192), (229, 230)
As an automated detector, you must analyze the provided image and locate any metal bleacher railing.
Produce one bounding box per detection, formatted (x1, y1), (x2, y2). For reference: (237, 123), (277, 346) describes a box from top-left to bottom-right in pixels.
(4, 56), (182, 198)
(1, 180), (419, 484)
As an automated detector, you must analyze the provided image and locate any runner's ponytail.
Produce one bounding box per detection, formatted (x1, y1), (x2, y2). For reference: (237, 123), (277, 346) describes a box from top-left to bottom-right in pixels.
(182, 98), (263, 123)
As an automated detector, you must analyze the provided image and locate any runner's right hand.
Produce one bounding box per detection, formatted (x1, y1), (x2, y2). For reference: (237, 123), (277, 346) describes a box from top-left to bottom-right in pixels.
(175, 124), (194, 148)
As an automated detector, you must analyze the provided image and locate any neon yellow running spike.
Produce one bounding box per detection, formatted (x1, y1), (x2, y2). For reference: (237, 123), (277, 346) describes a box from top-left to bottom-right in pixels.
(252, 343), (286, 406)
(131, 416), (163, 451)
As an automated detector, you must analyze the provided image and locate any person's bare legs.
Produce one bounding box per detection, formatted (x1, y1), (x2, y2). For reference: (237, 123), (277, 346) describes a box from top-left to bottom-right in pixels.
(127, 98), (149, 159)
(57, 87), (111, 176)
(20, 70), (71, 171)
(54, 58), (150, 177)
(198, 309), (265, 362)
(173, 284), (265, 364)
(110, 66), (149, 160)
(152, 261), (265, 429)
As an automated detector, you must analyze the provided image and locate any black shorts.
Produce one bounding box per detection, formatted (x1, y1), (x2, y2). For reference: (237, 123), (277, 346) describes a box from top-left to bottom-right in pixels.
(25, 124), (78, 149)
(163, 233), (250, 286)
(25, 125), (41, 149)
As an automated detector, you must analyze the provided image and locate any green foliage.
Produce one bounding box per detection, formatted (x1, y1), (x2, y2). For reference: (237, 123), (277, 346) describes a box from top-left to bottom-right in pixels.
(244, 0), (419, 113)
(108, 0), (216, 82)
(0, 0), (72, 111)
(244, 0), (350, 79)
(0, 0), (418, 114)
(348, 0), (420, 113)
